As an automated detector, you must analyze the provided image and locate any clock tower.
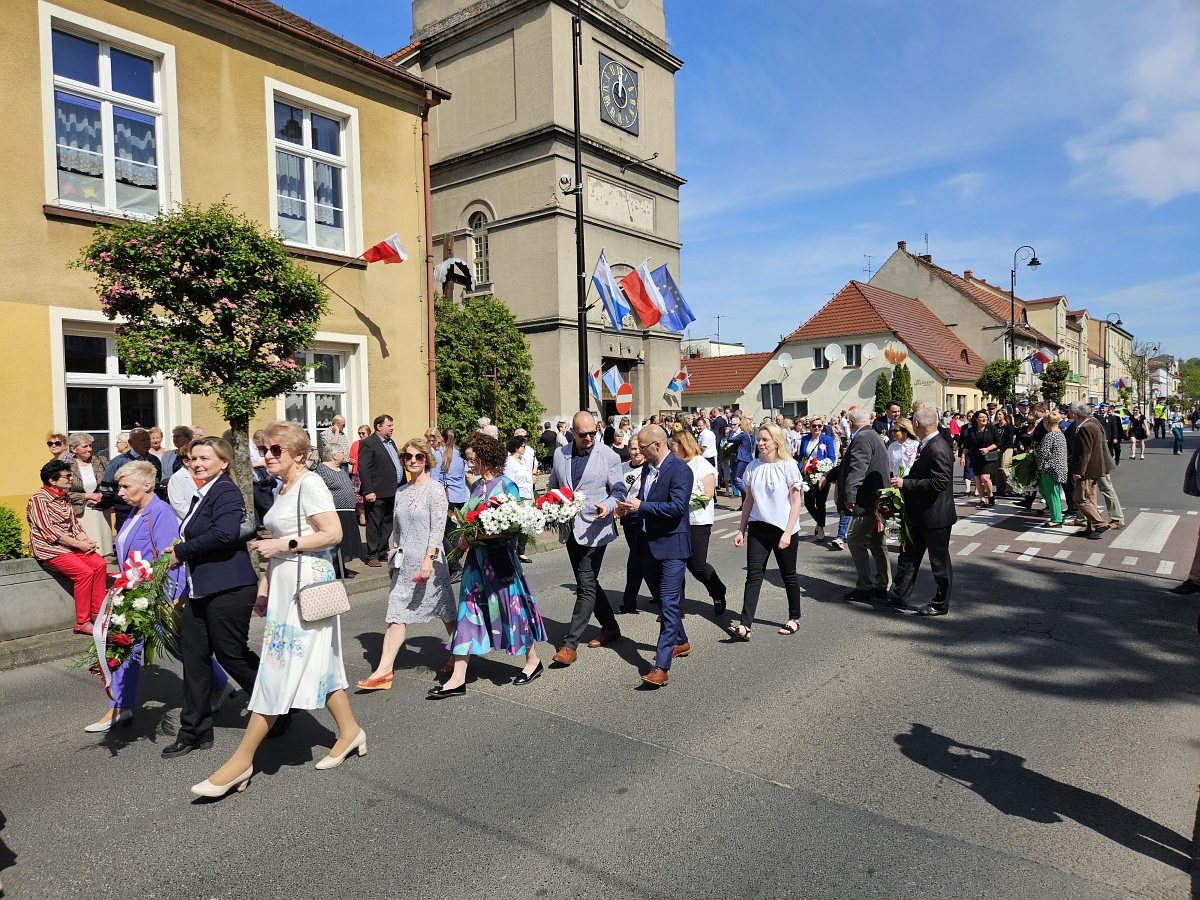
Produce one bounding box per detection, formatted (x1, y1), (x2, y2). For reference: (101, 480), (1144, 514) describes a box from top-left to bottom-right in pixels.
(396, 0), (685, 422)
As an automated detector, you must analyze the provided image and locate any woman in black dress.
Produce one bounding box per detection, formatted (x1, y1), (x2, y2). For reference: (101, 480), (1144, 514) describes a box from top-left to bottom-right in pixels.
(961, 410), (1000, 509)
(992, 409), (1016, 495)
(1128, 409), (1148, 460)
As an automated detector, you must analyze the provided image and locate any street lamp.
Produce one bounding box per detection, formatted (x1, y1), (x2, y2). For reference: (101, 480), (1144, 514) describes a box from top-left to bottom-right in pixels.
(1103, 313), (1122, 403)
(1009, 246), (1040, 362)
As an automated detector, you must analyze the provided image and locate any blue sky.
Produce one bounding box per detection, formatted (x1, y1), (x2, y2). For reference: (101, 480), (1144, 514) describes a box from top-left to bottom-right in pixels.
(278, 0), (1200, 360)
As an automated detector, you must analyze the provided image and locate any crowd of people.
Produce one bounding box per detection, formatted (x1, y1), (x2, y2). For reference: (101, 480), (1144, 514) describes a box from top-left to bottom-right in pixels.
(21, 390), (1199, 797)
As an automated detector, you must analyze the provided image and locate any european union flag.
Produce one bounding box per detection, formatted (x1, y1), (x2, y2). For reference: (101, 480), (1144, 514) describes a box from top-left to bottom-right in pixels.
(649, 265), (696, 334)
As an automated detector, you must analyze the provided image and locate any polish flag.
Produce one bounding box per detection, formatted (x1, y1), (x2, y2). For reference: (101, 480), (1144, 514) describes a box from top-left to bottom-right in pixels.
(618, 262), (665, 327)
(363, 234), (408, 264)
(1030, 349), (1055, 365)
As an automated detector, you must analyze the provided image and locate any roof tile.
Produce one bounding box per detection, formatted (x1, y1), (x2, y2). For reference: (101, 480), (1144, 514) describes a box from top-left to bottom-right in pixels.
(683, 352), (774, 395)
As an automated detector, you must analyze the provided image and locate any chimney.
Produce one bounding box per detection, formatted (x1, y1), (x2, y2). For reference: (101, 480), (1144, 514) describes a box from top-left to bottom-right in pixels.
(964, 270), (973, 279)
(897, 240), (906, 252)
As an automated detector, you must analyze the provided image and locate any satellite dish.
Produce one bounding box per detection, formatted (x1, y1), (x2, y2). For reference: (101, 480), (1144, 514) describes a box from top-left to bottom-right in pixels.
(777, 352), (793, 369)
(823, 343), (842, 361)
(862, 342), (879, 361)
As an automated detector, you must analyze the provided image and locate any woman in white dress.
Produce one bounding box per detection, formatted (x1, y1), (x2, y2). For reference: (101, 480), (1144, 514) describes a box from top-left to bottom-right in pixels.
(669, 429), (727, 616)
(191, 421), (364, 798)
(887, 418), (920, 477)
(503, 435), (535, 563)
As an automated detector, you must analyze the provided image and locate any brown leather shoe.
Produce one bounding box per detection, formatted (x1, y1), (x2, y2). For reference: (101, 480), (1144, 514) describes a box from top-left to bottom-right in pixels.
(671, 642), (691, 658)
(552, 646), (577, 665)
(365, 558), (382, 568)
(587, 628), (621, 648)
(641, 667), (668, 687)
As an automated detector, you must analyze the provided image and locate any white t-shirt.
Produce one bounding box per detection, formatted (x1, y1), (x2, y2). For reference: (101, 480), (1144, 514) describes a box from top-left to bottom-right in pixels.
(686, 456), (716, 526)
(889, 439), (919, 476)
(521, 445), (536, 475)
(743, 458), (802, 533)
(785, 429), (804, 457)
(503, 456), (534, 499)
(698, 428), (716, 460)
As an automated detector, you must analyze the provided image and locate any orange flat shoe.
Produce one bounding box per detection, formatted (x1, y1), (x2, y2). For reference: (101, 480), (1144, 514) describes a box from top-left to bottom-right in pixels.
(356, 672), (393, 691)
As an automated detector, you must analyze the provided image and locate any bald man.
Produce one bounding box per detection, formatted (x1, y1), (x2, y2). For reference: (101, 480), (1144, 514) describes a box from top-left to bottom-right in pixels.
(548, 410), (628, 665)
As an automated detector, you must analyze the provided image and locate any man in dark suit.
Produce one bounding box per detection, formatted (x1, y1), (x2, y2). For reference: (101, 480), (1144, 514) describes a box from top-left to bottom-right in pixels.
(615, 425), (692, 688)
(887, 408), (957, 616)
(912, 401), (951, 445)
(356, 414), (401, 567)
(840, 408), (892, 601)
(1101, 404), (1125, 465)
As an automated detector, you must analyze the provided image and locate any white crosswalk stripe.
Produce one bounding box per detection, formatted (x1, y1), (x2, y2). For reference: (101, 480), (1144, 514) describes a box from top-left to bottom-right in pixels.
(1054, 550), (1072, 560)
(1086, 553), (1104, 567)
(993, 544), (1009, 553)
(1018, 546), (1040, 561)
(1015, 525), (1071, 544)
(1122, 556), (1138, 566)
(1158, 560), (1176, 575)
(1110, 513), (1179, 554)
(957, 542), (980, 557)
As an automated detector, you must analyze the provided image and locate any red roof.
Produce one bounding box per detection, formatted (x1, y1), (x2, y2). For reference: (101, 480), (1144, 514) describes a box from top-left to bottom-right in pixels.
(904, 254), (1059, 348)
(1088, 350), (1107, 365)
(784, 281), (984, 382)
(682, 353), (773, 395)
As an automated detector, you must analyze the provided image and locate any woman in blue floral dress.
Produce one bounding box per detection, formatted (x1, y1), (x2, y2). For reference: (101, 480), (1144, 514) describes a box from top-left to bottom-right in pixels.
(429, 432), (546, 697)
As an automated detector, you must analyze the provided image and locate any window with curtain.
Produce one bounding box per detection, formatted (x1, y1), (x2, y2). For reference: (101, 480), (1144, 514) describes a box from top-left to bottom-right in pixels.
(285, 350), (348, 449)
(273, 99), (347, 252)
(469, 212), (490, 285)
(63, 330), (162, 459)
(50, 28), (162, 215)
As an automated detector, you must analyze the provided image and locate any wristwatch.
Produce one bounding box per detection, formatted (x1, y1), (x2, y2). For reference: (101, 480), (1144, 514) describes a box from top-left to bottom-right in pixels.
(288, 539), (299, 551)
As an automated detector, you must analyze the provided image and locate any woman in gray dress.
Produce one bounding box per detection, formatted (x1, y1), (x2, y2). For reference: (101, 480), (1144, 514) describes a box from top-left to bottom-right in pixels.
(356, 436), (456, 690)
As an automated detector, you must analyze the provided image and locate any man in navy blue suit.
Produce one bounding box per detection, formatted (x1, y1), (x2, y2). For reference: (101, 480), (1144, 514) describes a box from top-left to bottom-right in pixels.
(615, 425), (693, 687)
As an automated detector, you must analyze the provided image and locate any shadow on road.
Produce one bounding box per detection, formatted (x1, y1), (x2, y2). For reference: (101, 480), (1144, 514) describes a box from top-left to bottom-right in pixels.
(895, 723), (1192, 872)
(0, 808), (13, 895)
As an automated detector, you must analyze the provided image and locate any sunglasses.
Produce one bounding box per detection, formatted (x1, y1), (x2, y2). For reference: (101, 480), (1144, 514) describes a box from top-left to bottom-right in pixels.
(575, 430), (598, 439)
(265, 444), (286, 458)
(402, 452), (425, 461)
(47, 441), (63, 447)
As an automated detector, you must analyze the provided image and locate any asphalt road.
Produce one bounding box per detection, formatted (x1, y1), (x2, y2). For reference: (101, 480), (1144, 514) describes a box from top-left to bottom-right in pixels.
(2, 432), (1199, 900)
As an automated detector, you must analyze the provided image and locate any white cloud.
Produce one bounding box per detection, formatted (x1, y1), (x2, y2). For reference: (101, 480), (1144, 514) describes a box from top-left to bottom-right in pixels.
(1067, 13), (1200, 205)
(1083, 271), (1200, 357)
(943, 172), (986, 200)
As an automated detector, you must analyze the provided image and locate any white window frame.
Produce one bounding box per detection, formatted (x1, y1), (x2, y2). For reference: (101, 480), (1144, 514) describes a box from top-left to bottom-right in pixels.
(38, 2), (181, 216)
(843, 344), (862, 367)
(469, 212), (491, 287)
(274, 333), (369, 448)
(48, 307), (191, 456)
(264, 78), (363, 257)
(813, 347), (829, 370)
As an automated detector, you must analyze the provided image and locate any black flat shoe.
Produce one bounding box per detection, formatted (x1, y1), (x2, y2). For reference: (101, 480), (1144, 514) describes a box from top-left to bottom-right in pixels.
(427, 683), (466, 699)
(1169, 580), (1200, 595)
(713, 596), (727, 616)
(161, 739), (213, 758)
(266, 712), (292, 739)
(616, 605), (638, 615)
(512, 662), (544, 686)
(914, 604), (947, 617)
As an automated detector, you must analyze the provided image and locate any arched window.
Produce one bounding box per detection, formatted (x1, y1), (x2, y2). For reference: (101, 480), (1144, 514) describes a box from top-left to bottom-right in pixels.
(469, 212), (489, 285)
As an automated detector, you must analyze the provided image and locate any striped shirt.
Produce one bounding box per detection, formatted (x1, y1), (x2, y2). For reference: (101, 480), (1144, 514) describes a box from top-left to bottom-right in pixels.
(26, 487), (86, 560)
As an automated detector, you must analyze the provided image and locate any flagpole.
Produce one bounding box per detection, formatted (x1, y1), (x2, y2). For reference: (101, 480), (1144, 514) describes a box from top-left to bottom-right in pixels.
(317, 252), (366, 284)
(572, 0), (589, 412)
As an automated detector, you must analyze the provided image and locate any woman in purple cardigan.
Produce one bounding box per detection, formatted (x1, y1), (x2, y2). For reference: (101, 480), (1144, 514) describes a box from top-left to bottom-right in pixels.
(84, 461), (232, 733)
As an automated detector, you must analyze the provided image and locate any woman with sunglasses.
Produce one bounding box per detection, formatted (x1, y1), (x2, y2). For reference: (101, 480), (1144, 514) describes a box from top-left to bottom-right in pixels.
(190, 422), (364, 797)
(799, 416), (837, 542)
(888, 418), (920, 477)
(357, 437), (456, 691)
(46, 432), (71, 463)
(429, 432), (546, 696)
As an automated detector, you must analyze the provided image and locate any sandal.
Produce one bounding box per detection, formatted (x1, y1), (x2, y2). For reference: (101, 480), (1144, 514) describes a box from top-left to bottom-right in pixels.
(727, 624), (751, 642)
(778, 619), (800, 635)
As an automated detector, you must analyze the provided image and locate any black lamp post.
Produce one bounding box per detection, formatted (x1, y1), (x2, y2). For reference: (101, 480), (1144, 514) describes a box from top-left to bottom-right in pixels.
(1009, 246), (1040, 362)
(1104, 313), (1122, 403)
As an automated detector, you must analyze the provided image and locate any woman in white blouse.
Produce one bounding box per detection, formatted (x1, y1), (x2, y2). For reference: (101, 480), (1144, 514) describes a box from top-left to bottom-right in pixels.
(503, 434), (535, 563)
(887, 417), (921, 477)
(669, 430), (727, 616)
(730, 424), (804, 640)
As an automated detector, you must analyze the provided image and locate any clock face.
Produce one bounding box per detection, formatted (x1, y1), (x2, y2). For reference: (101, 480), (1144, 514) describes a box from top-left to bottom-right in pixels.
(599, 54), (639, 135)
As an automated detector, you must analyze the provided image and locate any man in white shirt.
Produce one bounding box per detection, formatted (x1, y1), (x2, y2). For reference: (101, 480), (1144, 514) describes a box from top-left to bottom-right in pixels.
(698, 419), (717, 468)
(514, 428), (538, 475)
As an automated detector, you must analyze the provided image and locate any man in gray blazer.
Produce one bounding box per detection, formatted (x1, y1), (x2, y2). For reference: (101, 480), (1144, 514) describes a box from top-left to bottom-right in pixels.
(839, 407), (892, 601)
(549, 410), (628, 665)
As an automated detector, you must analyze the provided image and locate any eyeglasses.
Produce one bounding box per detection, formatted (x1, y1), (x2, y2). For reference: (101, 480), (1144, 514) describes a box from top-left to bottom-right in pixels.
(54, 472), (71, 480)
(575, 430), (598, 439)
(47, 441), (63, 447)
(402, 452), (425, 461)
(255, 446), (267, 455)
(265, 444), (286, 458)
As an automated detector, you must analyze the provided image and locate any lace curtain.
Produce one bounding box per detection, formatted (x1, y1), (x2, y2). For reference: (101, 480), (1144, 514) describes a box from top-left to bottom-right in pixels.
(55, 92), (103, 176)
(113, 108), (157, 188)
(276, 151), (305, 219)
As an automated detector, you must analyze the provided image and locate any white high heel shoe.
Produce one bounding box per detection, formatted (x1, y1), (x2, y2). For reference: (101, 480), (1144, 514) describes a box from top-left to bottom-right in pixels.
(315, 729), (367, 770)
(84, 709), (132, 733)
(190, 765), (253, 798)
(209, 682), (237, 713)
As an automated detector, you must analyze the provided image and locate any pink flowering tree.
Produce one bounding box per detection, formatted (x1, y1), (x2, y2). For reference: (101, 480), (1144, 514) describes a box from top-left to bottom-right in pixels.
(73, 202), (326, 508)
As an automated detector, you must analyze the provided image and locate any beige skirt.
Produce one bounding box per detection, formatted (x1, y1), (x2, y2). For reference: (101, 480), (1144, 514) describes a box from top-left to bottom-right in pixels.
(80, 507), (114, 557)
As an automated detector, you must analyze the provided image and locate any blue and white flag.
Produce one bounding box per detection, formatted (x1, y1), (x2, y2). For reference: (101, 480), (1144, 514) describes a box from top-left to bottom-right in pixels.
(602, 366), (625, 396)
(588, 369), (603, 404)
(650, 265), (696, 334)
(592, 250), (631, 331)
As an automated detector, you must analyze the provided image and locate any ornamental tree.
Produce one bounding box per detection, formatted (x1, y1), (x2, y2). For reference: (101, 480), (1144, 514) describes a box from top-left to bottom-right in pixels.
(73, 202), (327, 509)
(890, 363), (913, 416)
(976, 359), (1021, 404)
(435, 292), (544, 438)
(1038, 359), (1071, 405)
(873, 372), (891, 415)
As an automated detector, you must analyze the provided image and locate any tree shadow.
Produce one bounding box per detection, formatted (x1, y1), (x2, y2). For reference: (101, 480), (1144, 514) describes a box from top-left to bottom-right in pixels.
(0, 808), (13, 896)
(895, 723), (1192, 872)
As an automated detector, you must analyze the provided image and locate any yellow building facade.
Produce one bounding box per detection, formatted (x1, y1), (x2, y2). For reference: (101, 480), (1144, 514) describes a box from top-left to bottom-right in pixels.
(1, 0), (447, 516)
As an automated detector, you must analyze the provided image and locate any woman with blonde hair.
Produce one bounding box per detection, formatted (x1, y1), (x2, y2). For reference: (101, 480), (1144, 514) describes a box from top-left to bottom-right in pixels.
(357, 436), (456, 690)
(1036, 411), (1068, 527)
(190, 422), (363, 797)
(730, 424), (804, 639)
(670, 429), (727, 615)
(46, 432), (70, 462)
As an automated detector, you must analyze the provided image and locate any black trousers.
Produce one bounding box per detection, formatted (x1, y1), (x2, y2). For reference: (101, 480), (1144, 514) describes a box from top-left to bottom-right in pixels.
(1155, 418), (1167, 439)
(177, 583), (260, 745)
(622, 525), (646, 611)
(563, 534), (616, 648)
(364, 494), (395, 560)
(740, 521), (803, 628)
(685, 524), (726, 604)
(444, 501), (464, 573)
(1111, 441), (1122, 464)
(804, 479), (831, 528)
(889, 524), (952, 610)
